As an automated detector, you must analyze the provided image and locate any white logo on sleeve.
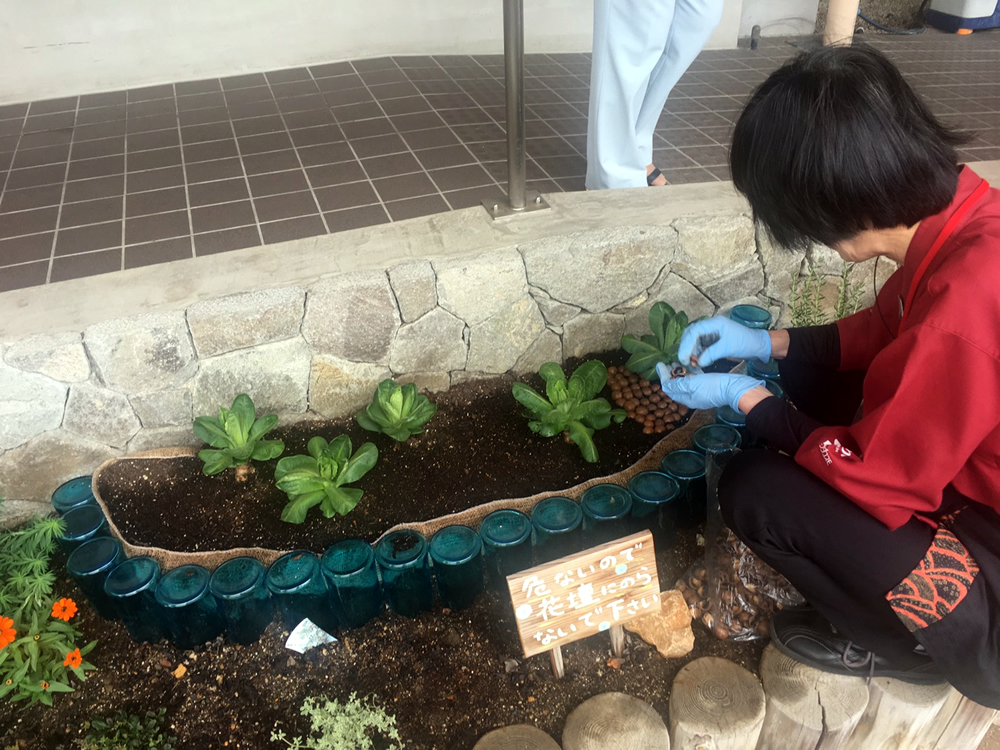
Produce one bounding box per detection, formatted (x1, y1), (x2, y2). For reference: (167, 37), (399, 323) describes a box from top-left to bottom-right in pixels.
(819, 439), (853, 466)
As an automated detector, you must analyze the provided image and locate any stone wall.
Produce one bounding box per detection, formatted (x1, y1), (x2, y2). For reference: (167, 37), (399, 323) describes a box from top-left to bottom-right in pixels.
(0, 212), (884, 511)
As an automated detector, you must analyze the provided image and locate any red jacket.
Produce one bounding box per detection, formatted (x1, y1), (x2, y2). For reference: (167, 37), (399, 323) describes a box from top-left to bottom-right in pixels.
(795, 166), (1000, 530)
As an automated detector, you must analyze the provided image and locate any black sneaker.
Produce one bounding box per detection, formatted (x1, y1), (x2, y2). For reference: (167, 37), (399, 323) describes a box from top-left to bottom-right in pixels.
(770, 608), (944, 685)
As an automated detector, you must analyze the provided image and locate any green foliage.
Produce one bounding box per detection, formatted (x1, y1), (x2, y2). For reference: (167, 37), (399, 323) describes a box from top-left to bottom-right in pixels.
(511, 361), (626, 463)
(77, 708), (176, 749)
(193, 393), (285, 477)
(834, 262), (865, 320)
(789, 261), (865, 327)
(0, 508), (96, 707)
(274, 436), (378, 524)
(271, 694), (403, 750)
(620, 302), (692, 381)
(356, 380), (437, 442)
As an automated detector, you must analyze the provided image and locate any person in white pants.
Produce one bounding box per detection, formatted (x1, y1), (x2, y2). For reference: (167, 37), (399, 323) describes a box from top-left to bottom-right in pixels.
(586, 0), (724, 190)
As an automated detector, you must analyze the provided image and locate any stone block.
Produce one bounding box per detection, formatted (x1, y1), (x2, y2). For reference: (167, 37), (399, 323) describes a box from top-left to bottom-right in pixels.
(84, 311), (197, 395)
(389, 307), (467, 374)
(434, 248), (527, 326)
(64, 382), (142, 449)
(467, 296), (547, 374)
(309, 355), (391, 419)
(130, 389), (194, 427)
(562, 312), (626, 360)
(127, 425), (200, 454)
(4, 331), (90, 383)
(396, 372), (451, 394)
(625, 589), (695, 658)
(0, 499), (53, 530)
(513, 329), (564, 375)
(186, 286), (306, 358)
(303, 271), (400, 364)
(757, 227), (806, 301)
(388, 260), (437, 323)
(520, 226), (677, 313)
(192, 338), (311, 417)
(806, 242), (845, 275)
(671, 213), (763, 304)
(529, 288), (581, 327)
(623, 271), (717, 338)
(0, 360), (68, 450)
(0, 429), (120, 503)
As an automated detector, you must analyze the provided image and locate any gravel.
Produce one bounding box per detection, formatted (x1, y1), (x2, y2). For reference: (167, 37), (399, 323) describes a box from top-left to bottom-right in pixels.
(817, 0), (929, 34)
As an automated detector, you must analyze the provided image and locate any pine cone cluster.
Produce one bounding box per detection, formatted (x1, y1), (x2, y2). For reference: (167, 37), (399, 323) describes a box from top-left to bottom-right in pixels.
(607, 365), (690, 435)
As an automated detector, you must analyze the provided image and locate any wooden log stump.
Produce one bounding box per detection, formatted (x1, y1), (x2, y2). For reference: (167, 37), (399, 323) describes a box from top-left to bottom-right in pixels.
(562, 692), (670, 750)
(916, 687), (998, 750)
(669, 656), (766, 750)
(474, 724), (562, 750)
(756, 645), (869, 750)
(844, 677), (951, 750)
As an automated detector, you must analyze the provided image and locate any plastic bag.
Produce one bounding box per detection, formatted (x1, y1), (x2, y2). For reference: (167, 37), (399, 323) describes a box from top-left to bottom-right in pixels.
(676, 449), (804, 641)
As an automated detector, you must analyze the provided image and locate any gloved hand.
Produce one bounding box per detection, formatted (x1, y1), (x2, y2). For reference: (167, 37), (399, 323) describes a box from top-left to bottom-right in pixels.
(677, 316), (771, 367)
(656, 365), (765, 412)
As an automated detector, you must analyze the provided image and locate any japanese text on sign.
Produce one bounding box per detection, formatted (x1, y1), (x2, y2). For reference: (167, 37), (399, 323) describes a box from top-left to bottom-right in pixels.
(506, 530), (660, 657)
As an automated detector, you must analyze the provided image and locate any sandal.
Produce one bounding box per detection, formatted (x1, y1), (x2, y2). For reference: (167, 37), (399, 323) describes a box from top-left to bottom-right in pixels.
(646, 167), (664, 186)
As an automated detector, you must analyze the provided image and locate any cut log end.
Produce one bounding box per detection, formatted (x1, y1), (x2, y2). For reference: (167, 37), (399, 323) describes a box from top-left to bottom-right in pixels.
(563, 692), (670, 750)
(670, 657), (765, 750)
(473, 725), (561, 750)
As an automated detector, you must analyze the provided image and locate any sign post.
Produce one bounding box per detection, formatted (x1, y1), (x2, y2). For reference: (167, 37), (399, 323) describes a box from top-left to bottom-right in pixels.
(506, 531), (661, 678)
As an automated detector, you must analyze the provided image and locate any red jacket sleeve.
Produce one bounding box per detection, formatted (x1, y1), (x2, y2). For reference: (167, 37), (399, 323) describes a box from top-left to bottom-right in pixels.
(794, 323), (1000, 529)
(835, 269), (904, 371)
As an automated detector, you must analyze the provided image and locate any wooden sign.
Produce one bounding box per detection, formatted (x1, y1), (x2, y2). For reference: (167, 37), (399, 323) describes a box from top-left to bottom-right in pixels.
(507, 530), (661, 658)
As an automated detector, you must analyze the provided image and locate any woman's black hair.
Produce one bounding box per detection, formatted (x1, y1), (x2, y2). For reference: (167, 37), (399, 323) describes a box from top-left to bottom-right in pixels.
(729, 44), (971, 250)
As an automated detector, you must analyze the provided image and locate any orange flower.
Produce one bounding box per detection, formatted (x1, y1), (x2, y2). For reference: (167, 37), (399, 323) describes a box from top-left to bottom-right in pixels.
(0, 616), (15, 649)
(51, 598), (77, 621)
(40, 681), (49, 690)
(63, 648), (82, 669)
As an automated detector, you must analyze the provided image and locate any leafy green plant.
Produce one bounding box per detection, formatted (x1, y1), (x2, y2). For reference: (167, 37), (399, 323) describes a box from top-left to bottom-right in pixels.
(789, 261), (865, 326)
(193, 393), (285, 481)
(274, 436), (378, 524)
(834, 262), (865, 320)
(620, 302), (692, 381)
(356, 380), (437, 441)
(511, 361), (626, 463)
(0, 502), (96, 707)
(271, 693), (403, 750)
(77, 708), (176, 749)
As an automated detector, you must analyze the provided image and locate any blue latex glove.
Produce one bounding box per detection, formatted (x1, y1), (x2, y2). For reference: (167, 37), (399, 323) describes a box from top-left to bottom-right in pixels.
(677, 316), (771, 367)
(656, 365), (765, 412)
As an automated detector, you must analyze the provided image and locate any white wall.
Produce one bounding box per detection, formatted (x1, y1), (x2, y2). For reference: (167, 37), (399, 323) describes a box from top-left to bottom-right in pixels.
(1, 0), (743, 104)
(740, 0), (820, 37)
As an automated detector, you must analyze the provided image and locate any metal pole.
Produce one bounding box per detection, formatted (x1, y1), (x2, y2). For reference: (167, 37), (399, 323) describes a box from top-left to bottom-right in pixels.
(503, 0), (527, 211)
(824, 0), (860, 46)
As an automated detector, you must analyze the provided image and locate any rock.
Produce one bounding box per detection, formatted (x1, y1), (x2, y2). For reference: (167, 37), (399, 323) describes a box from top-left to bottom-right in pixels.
(309, 356), (391, 419)
(513, 329), (563, 375)
(126, 425), (200, 454)
(388, 260), (437, 323)
(434, 248), (527, 326)
(0, 499), (52, 530)
(395, 372), (451, 393)
(0, 360), (68, 450)
(758, 228), (806, 301)
(520, 226), (676, 313)
(529, 288), (581, 327)
(623, 270), (716, 338)
(561, 312), (625, 360)
(302, 271), (400, 364)
(805, 242), (845, 276)
(466, 297), (546, 373)
(389, 308), (467, 373)
(186, 286), (306, 358)
(4, 332), (90, 383)
(130, 389), (194, 427)
(84, 311), (198, 395)
(63, 382), (142, 449)
(0, 429), (120, 503)
(192, 338), (311, 417)
(671, 213), (763, 305)
(624, 589), (695, 659)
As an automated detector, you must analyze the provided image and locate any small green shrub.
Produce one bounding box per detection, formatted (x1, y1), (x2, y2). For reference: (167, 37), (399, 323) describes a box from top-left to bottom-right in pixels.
(620, 302), (692, 381)
(272, 694), (402, 750)
(356, 380), (437, 442)
(789, 261), (865, 326)
(274, 436), (379, 524)
(193, 393), (285, 481)
(76, 708), (176, 749)
(512, 361), (626, 463)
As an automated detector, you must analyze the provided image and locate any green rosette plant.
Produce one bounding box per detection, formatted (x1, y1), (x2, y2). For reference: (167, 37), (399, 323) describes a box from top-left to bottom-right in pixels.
(193, 393), (285, 481)
(620, 302), (691, 381)
(511, 361), (626, 463)
(356, 380), (437, 442)
(274, 436), (378, 524)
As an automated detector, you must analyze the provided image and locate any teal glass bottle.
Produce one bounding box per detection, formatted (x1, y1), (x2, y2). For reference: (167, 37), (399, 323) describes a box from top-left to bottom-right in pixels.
(747, 357), (781, 382)
(766, 379), (786, 400)
(729, 304), (772, 330)
(374, 530), (433, 617)
(530, 496), (583, 564)
(210, 557), (272, 645)
(716, 405), (750, 446)
(155, 565), (225, 649)
(103, 556), (164, 643)
(266, 551), (339, 633)
(320, 540), (383, 629)
(479, 509), (533, 587)
(581, 484), (633, 546)
(692, 424), (742, 455)
(661, 449), (708, 525)
(429, 525), (484, 611)
(51, 476), (96, 516)
(56, 504), (110, 553)
(628, 471), (681, 543)
(66, 536), (124, 620)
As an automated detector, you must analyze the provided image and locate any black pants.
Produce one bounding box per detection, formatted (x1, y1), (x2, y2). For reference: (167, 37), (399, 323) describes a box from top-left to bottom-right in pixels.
(718, 359), (932, 659)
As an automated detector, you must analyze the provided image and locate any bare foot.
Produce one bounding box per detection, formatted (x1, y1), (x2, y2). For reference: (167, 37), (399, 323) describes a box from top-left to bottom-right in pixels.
(646, 164), (666, 186)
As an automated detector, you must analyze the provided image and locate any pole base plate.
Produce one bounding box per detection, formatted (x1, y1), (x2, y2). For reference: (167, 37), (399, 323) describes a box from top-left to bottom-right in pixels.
(482, 190), (550, 219)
